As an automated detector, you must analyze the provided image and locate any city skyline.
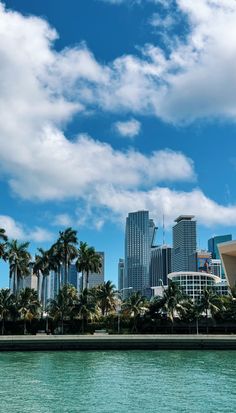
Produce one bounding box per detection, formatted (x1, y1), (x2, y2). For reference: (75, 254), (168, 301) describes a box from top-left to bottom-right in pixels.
(1, 1), (236, 288)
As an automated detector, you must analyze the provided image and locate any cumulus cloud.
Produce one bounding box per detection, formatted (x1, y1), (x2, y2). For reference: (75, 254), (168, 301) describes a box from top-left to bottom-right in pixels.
(0, 2), (236, 230)
(94, 186), (236, 228)
(52, 214), (73, 227)
(114, 118), (141, 138)
(0, 215), (53, 242)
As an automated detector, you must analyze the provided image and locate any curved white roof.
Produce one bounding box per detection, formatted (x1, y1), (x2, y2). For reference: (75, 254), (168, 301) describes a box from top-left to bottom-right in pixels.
(168, 271), (221, 283)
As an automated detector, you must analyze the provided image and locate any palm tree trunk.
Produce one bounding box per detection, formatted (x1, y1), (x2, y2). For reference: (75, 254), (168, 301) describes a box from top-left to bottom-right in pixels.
(58, 265), (62, 290)
(1, 318), (4, 335)
(206, 308), (209, 334)
(24, 319), (27, 335)
(41, 276), (45, 309)
(86, 271), (89, 290)
(13, 270), (17, 295)
(82, 315), (85, 334)
(61, 316), (64, 335)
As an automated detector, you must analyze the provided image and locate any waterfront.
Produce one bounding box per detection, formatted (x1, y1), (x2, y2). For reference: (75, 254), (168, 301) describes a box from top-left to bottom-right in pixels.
(1, 351), (235, 413)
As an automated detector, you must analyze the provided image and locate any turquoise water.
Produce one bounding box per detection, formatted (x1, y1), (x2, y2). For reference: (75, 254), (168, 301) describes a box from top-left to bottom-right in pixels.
(0, 351), (235, 413)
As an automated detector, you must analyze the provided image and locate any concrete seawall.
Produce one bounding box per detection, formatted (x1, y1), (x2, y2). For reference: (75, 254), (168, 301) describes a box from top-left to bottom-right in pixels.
(0, 334), (236, 351)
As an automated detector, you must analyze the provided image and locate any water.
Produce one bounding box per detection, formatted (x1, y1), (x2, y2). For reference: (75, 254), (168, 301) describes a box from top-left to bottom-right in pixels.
(0, 351), (235, 413)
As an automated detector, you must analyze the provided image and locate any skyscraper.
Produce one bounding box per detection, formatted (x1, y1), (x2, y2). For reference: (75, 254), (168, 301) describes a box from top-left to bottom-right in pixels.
(125, 210), (156, 296)
(172, 215), (197, 272)
(208, 235), (232, 259)
(208, 234), (232, 278)
(149, 245), (172, 287)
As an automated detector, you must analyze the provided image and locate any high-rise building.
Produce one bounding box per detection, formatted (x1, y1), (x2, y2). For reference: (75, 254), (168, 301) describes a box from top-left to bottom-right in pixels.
(125, 210), (156, 296)
(149, 245), (172, 287)
(49, 263), (79, 299)
(208, 234), (232, 259)
(208, 235), (232, 278)
(211, 259), (222, 278)
(172, 215), (197, 272)
(118, 258), (125, 291)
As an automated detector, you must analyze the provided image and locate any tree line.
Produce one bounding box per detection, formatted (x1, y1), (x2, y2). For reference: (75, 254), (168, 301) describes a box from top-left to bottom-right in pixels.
(0, 280), (235, 335)
(0, 226), (101, 302)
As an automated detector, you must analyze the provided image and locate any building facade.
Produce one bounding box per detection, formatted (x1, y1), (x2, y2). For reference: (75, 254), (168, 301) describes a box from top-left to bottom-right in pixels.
(149, 245), (172, 287)
(125, 210), (156, 296)
(168, 271), (221, 302)
(172, 215), (197, 273)
(208, 235), (232, 278)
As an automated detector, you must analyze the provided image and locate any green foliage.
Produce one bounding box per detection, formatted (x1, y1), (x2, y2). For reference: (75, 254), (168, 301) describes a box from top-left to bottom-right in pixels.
(76, 241), (102, 290)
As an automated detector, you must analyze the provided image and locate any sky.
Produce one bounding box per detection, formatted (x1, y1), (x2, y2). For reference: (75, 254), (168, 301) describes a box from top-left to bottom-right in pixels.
(0, 0), (236, 287)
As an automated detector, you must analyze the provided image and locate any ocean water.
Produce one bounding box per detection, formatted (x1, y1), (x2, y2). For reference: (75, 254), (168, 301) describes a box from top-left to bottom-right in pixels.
(0, 350), (235, 413)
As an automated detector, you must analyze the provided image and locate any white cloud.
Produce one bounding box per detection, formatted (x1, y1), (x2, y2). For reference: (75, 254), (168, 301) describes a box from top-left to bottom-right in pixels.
(149, 14), (175, 29)
(52, 214), (73, 227)
(0, 2), (236, 230)
(114, 118), (141, 138)
(0, 215), (53, 242)
(94, 186), (236, 228)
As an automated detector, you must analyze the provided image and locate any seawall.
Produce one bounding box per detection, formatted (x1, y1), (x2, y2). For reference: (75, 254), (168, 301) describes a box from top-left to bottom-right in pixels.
(0, 334), (236, 351)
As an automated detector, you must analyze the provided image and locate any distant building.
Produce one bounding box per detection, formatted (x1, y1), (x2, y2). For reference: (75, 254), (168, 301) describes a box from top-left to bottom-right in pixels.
(125, 210), (156, 297)
(210, 259), (222, 278)
(172, 215), (197, 272)
(208, 235), (232, 278)
(149, 245), (172, 288)
(168, 271), (222, 302)
(196, 250), (212, 273)
(208, 235), (232, 259)
(118, 258), (125, 291)
(49, 263), (79, 299)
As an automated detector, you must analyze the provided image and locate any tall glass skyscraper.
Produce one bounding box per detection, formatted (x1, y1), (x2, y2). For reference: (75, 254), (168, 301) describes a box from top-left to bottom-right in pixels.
(208, 235), (232, 259)
(208, 234), (232, 278)
(125, 210), (156, 296)
(172, 215), (197, 272)
(149, 245), (172, 287)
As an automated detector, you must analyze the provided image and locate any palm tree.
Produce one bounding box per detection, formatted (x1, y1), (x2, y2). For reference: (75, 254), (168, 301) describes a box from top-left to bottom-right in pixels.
(7, 240), (31, 294)
(17, 287), (41, 334)
(95, 281), (117, 316)
(33, 248), (51, 308)
(200, 288), (221, 333)
(76, 242), (102, 291)
(48, 284), (78, 334)
(0, 228), (8, 263)
(122, 291), (148, 333)
(57, 228), (78, 285)
(48, 243), (63, 291)
(162, 282), (185, 332)
(178, 299), (202, 334)
(0, 289), (15, 335)
(74, 288), (98, 333)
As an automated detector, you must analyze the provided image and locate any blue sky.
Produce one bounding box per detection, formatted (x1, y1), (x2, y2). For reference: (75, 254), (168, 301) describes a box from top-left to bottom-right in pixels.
(0, 0), (236, 287)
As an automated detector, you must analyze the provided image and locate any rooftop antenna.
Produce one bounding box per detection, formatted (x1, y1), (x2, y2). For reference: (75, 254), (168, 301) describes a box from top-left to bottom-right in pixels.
(163, 214), (165, 245)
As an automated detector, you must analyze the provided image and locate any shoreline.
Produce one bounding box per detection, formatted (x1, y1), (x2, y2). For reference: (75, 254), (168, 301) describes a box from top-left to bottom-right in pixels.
(0, 334), (236, 351)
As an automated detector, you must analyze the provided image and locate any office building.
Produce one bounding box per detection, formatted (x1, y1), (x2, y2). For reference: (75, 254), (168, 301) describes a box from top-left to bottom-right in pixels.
(210, 259), (222, 278)
(196, 250), (211, 273)
(208, 235), (232, 278)
(118, 258), (125, 291)
(208, 235), (232, 259)
(125, 210), (156, 296)
(149, 245), (172, 287)
(172, 215), (197, 272)
(50, 263), (79, 299)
